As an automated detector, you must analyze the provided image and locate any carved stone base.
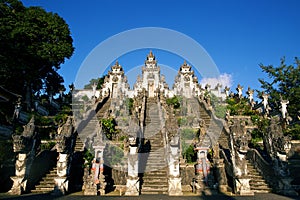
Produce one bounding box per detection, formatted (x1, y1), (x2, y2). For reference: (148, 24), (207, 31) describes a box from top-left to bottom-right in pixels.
(235, 178), (254, 196)
(53, 177), (68, 195)
(279, 178), (298, 196)
(84, 188), (97, 196)
(125, 178), (139, 196)
(9, 176), (26, 195)
(168, 177), (183, 196)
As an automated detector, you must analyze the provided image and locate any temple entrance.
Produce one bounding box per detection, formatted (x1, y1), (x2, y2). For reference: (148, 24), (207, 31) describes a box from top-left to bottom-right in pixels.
(112, 83), (118, 98)
(148, 81), (155, 97)
(184, 83), (191, 98)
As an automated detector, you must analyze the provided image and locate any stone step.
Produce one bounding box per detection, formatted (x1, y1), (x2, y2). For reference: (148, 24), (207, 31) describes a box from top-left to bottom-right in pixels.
(250, 185), (272, 191)
(143, 172), (168, 177)
(31, 189), (53, 193)
(35, 184), (55, 189)
(142, 186), (168, 191)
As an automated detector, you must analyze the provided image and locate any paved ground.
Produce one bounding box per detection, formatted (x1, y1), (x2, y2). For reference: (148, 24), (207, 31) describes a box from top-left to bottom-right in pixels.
(0, 192), (299, 200)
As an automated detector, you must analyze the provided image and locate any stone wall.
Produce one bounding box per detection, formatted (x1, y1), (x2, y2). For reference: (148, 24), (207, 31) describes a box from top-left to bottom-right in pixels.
(180, 164), (195, 191)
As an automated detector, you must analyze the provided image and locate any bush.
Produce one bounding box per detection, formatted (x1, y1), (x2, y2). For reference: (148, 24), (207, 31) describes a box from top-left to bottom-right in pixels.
(40, 141), (56, 150)
(166, 96), (181, 109)
(181, 140), (196, 163)
(181, 128), (196, 140)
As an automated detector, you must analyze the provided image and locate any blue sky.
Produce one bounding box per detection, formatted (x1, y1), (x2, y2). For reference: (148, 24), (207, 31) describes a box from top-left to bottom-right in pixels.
(21, 0), (300, 95)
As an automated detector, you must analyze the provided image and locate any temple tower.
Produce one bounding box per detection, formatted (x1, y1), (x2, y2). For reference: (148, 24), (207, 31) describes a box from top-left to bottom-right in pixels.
(136, 51), (161, 97)
(173, 61), (199, 98)
(101, 61), (129, 98)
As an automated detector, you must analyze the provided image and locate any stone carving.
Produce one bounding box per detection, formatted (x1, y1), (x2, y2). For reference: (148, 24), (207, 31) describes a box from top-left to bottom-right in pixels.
(230, 119), (251, 177)
(224, 86), (230, 98)
(236, 84), (243, 99)
(229, 117), (253, 195)
(83, 166), (97, 195)
(246, 87), (255, 107)
(53, 153), (69, 195)
(194, 147), (211, 186)
(12, 97), (22, 121)
(261, 92), (271, 115)
(168, 135), (183, 195)
(280, 97), (292, 126)
(168, 178), (183, 196)
(10, 116), (39, 195)
(265, 117), (292, 158)
(55, 117), (74, 153)
(125, 136), (139, 196)
(12, 116), (36, 153)
(263, 116), (296, 195)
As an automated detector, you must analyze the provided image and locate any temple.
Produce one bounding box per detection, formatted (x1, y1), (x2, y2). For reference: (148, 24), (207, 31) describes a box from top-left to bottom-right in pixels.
(5, 51), (300, 197)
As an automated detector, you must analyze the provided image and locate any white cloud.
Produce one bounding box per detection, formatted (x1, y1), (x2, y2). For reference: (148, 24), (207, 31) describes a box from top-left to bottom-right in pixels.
(199, 73), (233, 89)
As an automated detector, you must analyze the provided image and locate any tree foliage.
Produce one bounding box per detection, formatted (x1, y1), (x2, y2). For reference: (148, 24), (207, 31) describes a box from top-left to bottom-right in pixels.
(0, 0), (74, 109)
(166, 96), (181, 109)
(259, 57), (300, 122)
(259, 57), (300, 139)
(84, 77), (105, 90)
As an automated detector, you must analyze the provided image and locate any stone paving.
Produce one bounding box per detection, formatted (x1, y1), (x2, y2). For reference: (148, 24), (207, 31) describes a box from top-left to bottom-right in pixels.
(0, 192), (298, 200)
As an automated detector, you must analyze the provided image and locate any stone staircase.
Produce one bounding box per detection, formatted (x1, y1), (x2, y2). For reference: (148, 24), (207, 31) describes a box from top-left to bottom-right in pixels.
(141, 98), (168, 194)
(247, 160), (272, 193)
(74, 99), (111, 152)
(188, 98), (227, 148)
(74, 135), (84, 152)
(31, 166), (57, 194)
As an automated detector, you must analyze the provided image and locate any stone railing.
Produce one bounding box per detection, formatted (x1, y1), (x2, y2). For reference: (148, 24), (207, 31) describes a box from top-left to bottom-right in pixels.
(219, 149), (233, 177)
(246, 149), (279, 189)
(197, 97), (230, 149)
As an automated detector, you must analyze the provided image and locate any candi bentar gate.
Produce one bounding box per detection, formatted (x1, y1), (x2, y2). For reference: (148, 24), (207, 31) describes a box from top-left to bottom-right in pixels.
(9, 51), (299, 196)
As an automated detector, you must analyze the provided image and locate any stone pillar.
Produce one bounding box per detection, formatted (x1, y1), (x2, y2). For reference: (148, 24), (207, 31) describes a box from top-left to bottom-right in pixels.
(213, 158), (228, 193)
(53, 116), (75, 195)
(82, 165), (97, 195)
(9, 116), (39, 195)
(168, 135), (183, 196)
(195, 147), (211, 187)
(235, 178), (253, 196)
(53, 153), (69, 195)
(125, 142), (139, 196)
(93, 144), (106, 195)
(9, 153), (28, 195)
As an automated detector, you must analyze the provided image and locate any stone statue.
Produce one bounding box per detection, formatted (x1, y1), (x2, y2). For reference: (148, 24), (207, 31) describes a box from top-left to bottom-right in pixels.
(236, 84), (243, 99)
(13, 97), (22, 121)
(246, 87), (255, 107)
(10, 116), (39, 195)
(261, 92), (271, 115)
(280, 98), (289, 119)
(224, 86), (230, 97)
(56, 117), (74, 153)
(230, 119), (251, 177)
(12, 116), (36, 153)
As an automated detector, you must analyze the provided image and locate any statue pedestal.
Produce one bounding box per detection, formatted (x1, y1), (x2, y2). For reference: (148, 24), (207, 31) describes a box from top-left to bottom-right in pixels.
(9, 176), (26, 195)
(280, 177), (298, 196)
(168, 177), (183, 196)
(53, 177), (68, 195)
(235, 178), (254, 196)
(125, 178), (139, 196)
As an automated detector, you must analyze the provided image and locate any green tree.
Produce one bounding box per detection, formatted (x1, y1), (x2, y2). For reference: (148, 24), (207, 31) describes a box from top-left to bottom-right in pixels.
(259, 57), (300, 121)
(259, 57), (300, 139)
(0, 0), (74, 110)
(84, 77), (105, 90)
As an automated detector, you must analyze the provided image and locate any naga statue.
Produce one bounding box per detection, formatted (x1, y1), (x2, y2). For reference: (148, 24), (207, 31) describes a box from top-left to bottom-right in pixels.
(228, 117), (253, 195)
(12, 116), (38, 153)
(10, 116), (40, 195)
(55, 116), (74, 153)
(229, 118), (251, 177)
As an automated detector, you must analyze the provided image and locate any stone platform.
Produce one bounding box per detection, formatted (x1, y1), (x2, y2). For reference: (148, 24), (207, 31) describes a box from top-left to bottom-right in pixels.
(0, 192), (297, 200)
